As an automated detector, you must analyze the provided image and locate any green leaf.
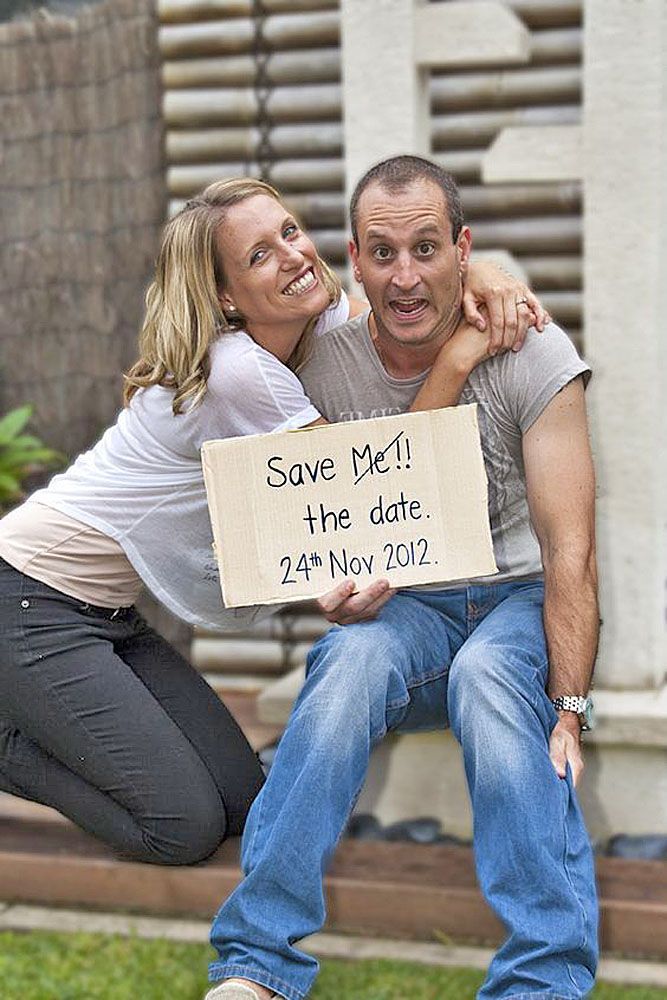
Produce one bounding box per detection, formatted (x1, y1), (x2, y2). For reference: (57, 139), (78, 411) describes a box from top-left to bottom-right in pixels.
(0, 452), (59, 479)
(0, 405), (33, 445)
(2, 450), (61, 469)
(8, 434), (44, 449)
(0, 471), (21, 496)
(0, 406), (65, 510)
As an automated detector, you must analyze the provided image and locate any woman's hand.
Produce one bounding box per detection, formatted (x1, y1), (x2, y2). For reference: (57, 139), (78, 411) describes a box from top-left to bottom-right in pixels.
(439, 319), (501, 375)
(462, 260), (551, 356)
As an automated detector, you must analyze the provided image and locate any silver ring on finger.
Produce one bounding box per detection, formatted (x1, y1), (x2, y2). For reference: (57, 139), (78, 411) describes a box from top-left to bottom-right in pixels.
(515, 297), (529, 306)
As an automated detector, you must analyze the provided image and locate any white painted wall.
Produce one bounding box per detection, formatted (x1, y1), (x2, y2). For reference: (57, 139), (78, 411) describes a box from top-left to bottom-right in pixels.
(583, 0), (667, 689)
(340, 0), (429, 201)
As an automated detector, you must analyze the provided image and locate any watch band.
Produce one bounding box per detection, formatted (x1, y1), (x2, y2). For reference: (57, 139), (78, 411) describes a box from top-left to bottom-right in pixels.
(551, 695), (592, 731)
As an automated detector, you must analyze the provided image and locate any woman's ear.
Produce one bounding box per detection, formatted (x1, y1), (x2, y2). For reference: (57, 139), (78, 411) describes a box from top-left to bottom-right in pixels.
(218, 289), (237, 314)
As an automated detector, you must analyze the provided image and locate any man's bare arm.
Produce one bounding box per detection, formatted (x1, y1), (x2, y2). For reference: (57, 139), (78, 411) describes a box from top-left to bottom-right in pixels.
(522, 376), (599, 785)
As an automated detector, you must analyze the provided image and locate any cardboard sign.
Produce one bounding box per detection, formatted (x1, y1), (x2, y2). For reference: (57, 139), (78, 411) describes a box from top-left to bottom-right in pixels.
(202, 404), (497, 607)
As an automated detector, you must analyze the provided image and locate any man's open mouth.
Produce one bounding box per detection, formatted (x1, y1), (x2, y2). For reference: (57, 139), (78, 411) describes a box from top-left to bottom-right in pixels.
(282, 268), (317, 296)
(389, 297), (429, 317)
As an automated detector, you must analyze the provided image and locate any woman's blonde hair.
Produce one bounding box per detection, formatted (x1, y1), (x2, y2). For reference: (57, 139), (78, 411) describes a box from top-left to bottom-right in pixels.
(124, 177), (342, 415)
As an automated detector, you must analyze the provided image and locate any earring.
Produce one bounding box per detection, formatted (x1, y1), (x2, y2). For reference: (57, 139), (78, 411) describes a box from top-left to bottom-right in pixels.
(223, 301), (242, 325)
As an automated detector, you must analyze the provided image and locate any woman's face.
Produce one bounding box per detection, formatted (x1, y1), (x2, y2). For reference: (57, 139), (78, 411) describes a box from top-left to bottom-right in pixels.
(215, 194), (331, 335)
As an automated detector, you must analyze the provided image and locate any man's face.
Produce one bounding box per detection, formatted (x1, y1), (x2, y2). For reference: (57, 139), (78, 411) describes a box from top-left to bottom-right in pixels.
(350, 179), (471, 353)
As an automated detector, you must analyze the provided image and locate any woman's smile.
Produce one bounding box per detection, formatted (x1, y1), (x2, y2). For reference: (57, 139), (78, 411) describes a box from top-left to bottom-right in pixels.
(282, 267), (319, 297)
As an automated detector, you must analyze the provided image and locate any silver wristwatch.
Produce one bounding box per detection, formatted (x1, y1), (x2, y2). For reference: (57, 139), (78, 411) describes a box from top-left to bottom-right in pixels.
(551, 695), (593, 732)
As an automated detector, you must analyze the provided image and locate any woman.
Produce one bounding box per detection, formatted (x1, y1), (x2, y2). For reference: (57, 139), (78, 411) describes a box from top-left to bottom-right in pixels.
(0, 178), (545, 865)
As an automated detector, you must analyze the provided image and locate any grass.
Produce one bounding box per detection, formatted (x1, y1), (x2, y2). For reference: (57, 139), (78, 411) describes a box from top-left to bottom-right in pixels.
(0, 931), (665, 999)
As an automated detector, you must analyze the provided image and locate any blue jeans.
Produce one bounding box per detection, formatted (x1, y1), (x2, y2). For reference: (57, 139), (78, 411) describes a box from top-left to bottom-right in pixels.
(209, 580), (598, 999)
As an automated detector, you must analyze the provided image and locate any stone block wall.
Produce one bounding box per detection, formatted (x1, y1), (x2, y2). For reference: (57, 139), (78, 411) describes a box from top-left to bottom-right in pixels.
(0, 0), (166, 457)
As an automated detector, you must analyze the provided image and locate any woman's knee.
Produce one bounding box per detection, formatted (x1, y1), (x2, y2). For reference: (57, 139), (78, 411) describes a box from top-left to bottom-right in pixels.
(134, 792), (227, 865)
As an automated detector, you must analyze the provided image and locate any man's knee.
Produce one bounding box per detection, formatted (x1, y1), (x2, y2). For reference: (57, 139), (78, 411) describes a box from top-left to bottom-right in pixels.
(299, 622), (414, 741)
(448, 638), (547, 735)
(308, 622), (394, 686)
(307, 621), (417, 702)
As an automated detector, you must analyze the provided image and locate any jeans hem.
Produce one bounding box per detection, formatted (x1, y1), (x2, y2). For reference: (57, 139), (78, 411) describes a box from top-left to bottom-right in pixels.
(208, 963), (306, 1000)
(504, 993), (582, 999)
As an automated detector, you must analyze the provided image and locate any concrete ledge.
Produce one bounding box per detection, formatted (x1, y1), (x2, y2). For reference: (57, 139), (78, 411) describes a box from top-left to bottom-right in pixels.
(3, 905), (667, 987)
(590, 687), (667, 747)
(414, 2), (530, 68)
(483, 125), (582, 183)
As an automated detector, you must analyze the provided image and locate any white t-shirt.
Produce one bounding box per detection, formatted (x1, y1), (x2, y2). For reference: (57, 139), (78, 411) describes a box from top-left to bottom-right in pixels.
(17, 295), (348, 628)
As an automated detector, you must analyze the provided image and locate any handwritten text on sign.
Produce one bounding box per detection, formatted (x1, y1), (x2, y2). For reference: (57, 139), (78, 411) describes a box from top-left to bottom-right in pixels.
(202, 405), (497, 607)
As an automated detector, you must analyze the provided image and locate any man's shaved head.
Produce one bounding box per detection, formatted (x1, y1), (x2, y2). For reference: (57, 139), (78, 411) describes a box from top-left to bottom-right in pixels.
(349, 155), (465, 247)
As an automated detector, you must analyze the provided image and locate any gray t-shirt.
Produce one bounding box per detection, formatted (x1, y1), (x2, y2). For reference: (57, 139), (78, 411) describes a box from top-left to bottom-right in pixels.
(299, 312), (590, 588)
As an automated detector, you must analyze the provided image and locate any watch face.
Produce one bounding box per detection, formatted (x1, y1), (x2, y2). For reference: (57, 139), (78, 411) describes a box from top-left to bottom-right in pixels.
(582, 698), (594, 731)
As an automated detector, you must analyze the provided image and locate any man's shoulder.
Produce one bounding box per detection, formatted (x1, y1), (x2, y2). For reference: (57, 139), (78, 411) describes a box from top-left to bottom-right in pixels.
(473, 323), (587, 389)
(502, 322), (584, 371)
(521, 322), (584, 362)
(475, 322), (591, 434)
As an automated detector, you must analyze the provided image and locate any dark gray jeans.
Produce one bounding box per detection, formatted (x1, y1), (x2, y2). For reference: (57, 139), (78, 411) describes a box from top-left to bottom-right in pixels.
(0, 558), (264, 864)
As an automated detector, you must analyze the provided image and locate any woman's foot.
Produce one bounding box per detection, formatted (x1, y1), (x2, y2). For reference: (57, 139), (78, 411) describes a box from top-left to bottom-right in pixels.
(204, 978), (275, 1000)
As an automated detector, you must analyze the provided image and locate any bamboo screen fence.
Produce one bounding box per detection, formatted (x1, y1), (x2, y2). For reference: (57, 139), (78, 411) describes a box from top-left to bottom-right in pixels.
(0, 0), (166, 458)
(161, 0), (582, 347)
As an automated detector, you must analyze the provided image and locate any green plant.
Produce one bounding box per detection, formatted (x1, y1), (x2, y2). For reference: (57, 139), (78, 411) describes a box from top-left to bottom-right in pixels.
(0, 405), (64, 511)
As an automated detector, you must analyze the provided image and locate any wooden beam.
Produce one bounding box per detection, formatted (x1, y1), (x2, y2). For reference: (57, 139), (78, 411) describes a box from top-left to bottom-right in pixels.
(1, 818), (667, 958)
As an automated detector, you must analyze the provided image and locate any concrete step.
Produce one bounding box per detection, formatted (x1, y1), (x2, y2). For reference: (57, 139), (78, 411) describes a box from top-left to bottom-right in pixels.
(191, 637), (313, 676)
(192, 609), (328, 678)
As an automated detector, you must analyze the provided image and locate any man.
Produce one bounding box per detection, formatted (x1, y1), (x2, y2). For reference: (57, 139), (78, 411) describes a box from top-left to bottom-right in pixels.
(206, 156), (598, 1000)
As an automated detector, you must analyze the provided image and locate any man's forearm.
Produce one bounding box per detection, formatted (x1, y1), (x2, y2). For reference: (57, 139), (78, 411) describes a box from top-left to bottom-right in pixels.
(542, 548), (599, 699)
